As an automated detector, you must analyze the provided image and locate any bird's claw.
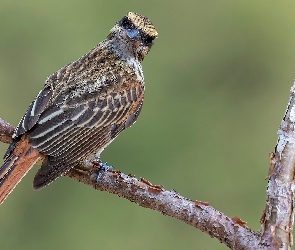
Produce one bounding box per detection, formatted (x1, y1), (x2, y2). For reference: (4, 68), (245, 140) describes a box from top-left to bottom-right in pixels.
(95, 159), (113, 182)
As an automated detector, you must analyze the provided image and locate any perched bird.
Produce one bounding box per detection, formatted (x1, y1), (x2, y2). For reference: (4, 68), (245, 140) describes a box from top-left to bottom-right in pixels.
(0, 12), (158, 205)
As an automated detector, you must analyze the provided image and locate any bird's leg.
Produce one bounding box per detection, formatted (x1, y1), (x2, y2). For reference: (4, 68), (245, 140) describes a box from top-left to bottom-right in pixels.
(93, 159), (113, 182)
(74, 158), (113, 181)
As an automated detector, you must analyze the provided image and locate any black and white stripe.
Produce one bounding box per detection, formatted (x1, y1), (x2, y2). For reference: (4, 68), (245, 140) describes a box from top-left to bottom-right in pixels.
(17, 83), (145, 189)
(14, 86), (52, 138)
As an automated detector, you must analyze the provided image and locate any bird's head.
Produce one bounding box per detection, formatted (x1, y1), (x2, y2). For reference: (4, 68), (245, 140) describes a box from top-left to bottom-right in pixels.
(108, 12), (158, 62)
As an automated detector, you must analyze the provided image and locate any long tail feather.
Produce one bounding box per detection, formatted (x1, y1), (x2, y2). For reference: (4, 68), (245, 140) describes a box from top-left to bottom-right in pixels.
(0, 136), (40, 205)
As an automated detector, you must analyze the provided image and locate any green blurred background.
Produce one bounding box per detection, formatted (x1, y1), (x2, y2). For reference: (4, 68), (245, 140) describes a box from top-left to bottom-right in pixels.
(0, 1), (294, 249)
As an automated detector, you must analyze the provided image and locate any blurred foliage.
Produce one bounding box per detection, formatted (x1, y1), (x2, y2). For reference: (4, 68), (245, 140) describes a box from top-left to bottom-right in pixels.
(0, 1), (295, 249)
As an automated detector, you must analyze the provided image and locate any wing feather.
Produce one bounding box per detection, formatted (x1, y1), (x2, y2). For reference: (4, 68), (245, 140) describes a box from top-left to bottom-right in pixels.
(33, 126), (111, 189)
(35, 126), (86, 155)
(31, 82), (144, 189)
(14, 86), (52, 137)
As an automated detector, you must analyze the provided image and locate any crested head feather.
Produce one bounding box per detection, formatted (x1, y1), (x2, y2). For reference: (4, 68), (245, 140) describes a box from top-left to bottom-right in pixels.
(126, 12), (158, 39)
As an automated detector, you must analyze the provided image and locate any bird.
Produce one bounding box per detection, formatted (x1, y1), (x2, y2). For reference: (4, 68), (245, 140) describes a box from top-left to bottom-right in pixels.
(0, 12), (158, 205)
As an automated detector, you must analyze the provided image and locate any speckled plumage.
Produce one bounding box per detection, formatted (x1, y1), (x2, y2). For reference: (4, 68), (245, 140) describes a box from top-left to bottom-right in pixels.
(0, 12), (157, 202)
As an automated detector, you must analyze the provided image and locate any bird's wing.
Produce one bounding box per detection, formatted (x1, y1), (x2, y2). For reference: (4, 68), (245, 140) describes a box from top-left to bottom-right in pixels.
(3, 85), (53, 159)
(28, 80), (144, 189)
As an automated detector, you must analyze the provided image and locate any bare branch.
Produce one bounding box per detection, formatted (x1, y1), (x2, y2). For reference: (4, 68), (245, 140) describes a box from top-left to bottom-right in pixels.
(0, 118), (259, 249)
(259, 83), (295, 249)
(0, 118), (13, 144)
(68, 168), (260, 249)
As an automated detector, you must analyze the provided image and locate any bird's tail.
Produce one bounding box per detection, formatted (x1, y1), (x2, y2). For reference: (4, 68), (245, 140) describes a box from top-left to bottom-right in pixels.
(0, 136), (41, 205)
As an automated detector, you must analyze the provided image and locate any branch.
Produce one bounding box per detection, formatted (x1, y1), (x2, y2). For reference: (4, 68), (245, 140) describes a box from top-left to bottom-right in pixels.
(0, 118), (14, 144)
(259, 83), (295, 249)
(1, 78), (295, 249)
(0, 118), (259, 249)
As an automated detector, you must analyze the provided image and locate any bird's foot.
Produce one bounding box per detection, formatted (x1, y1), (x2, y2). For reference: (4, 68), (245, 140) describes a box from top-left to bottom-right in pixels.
(94, 159), (113, 182)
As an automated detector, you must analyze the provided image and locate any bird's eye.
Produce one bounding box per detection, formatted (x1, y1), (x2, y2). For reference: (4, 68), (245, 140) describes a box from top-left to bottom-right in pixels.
(119, 16), (135, 30)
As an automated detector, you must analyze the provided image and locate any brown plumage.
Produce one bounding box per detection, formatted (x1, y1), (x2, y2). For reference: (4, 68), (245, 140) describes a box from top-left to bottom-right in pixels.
(0, 12), (158, 205)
